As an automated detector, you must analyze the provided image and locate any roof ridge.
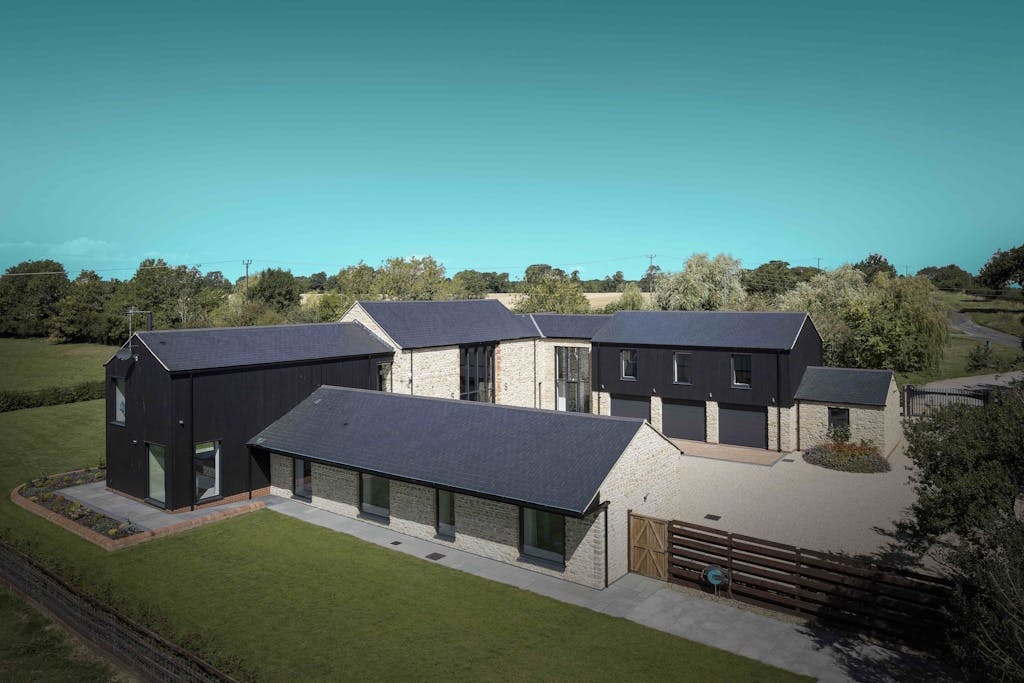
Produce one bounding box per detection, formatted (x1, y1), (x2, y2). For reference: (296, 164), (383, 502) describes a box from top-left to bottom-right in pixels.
(138, 321), (352, 335)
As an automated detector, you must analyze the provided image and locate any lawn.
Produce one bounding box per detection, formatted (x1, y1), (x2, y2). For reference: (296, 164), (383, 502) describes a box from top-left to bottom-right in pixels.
(897, 333), (1022, 387)
(0, 585), (116, 682)
(0, 401), (805, 682)
(934, 290), (1024, 339)
(0, 338), (117, 392)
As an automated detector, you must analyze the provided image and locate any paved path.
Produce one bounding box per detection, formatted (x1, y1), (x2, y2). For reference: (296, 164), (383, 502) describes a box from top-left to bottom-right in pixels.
(920, 369), (1023, 392)
(60, 482), (257, 531)
(263, 495), (949, 682)
(950, 310), (1021, 348)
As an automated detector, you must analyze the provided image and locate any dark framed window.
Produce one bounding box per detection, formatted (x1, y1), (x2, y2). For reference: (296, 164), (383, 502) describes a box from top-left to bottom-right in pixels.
(460, 344), (495, 402)
(555, 346), (591, 413)
(293, 458), (312, 499)
(147, 443), (166, 507)
(376, 362), (392, 392)
(673, 352), (692, 384)
(828, 407), (850, 430)
(520, 507), (565, 566)
(620, 349), (638, 380)
(113, 378), (126, 424)
(360, 473), (390, 518)
(731, 354), (752, 388)
(437, 489), (455, 539)
(194, 441), (220, 502)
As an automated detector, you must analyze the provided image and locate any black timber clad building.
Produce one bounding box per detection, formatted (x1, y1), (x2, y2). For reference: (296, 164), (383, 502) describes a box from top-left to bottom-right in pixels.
(590, 311), (823, 448)
(104, 322), (393, 511)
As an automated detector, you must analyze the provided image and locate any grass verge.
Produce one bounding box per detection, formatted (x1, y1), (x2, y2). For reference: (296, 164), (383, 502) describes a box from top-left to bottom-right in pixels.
(0, 401), (807, 682)
(897, 334), (1022, 387)
(934, 290), (1024, 339)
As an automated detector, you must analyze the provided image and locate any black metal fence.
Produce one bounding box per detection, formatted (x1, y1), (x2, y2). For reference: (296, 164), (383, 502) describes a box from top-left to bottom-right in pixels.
(0, 540), (236, 683)
(904, 385), (990, 418)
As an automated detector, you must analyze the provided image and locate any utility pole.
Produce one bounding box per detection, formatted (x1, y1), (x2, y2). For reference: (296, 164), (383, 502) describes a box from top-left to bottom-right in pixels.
(243, 259), (252, 301)
(645, 254), (657, 293)
(816, 256), (822, 271)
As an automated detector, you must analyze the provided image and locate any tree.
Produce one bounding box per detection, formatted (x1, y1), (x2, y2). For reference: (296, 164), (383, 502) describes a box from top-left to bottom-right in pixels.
(653, 253), (745, 311)
(853, 253), (898, 282)
(640, 264), (662, 294)
(777, 266), (867, 366)
(453, 270), (491, 299)
(51, 270), (116, 342)
(897, 385), (1024, 679)
(377, 256), (455, 301)
(741, 260), (797, 299)
(0, 259), (70, 337)
(513, 273), (589, 314)
(250, 268), (300, 313)
(602, 283), (646, 313)
(308, 271), (328, 292)
(978, 244), (1024, 290)
(917, 264), (976, 291)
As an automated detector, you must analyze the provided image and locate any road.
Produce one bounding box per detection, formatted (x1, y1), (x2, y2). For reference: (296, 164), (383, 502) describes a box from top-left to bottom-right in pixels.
(950, 310), (1021, 349)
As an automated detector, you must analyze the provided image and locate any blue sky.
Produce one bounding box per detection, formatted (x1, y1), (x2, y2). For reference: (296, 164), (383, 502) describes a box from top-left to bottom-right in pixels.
(1, 0), (1021, 281)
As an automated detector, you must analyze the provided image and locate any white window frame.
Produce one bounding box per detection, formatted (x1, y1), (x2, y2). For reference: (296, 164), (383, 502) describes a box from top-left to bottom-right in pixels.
(731, 354), (752, 388)
(620, 349), (638, 381)
(113, 378), (126, 424)
(673, 352), (692, 385)
(194, 441), (221, 501)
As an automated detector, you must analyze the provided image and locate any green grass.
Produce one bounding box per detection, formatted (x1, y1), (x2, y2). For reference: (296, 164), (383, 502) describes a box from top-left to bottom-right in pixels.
(0, 584), (115, 682)
(934, 290), (1024, 339)
(0, 401), (806, 682)
(897, 333), (1022, 387)
(0, 338), (116, 392)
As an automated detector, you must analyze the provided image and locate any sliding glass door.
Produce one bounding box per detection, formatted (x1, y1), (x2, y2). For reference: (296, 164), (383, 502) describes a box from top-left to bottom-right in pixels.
(147, 443), (166, 507)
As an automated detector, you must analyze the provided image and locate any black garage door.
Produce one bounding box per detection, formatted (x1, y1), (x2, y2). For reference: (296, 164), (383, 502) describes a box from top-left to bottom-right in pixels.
(719, 404), (767, 448)
(610, 395), (650, 421)
(661, 399), (706, 441)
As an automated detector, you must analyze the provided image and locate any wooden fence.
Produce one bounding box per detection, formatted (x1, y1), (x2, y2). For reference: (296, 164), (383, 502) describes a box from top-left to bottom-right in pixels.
(628, 514), (953, 645)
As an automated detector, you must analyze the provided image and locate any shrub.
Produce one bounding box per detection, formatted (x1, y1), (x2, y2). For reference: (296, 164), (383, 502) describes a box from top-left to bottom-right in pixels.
(826, 423), (851, 443)
(0, 380), (105, 413)
(803, 440), (891, 473)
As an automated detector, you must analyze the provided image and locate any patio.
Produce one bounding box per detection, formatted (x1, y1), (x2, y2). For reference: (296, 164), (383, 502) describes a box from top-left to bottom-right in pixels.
(672, 439), (786, 466)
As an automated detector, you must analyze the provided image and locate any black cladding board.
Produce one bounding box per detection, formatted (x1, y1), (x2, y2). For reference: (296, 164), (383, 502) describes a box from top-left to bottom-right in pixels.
(794, 367), (893, 407)
(358, 300), (537, 349)
(718, 404), (768, 449)
(661, 399), (706, 441)
(250, 386), (646, 516)
(610, 395), (651, 421)
(592, 311), (810, 351)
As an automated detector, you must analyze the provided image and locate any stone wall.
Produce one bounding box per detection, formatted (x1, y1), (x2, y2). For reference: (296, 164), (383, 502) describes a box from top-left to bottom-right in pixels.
(270, 453), (292, 498)
(766, 405), (797, 452)
(705, 400), (719, 443)
(797, 402), (886, 451)
(597, 424), (684, 583)
(535, 339), (591, 411)
(592, 390), (611, 416)
(650, 395), (663, 432)
(881, 377), (903, 456)
(408, 346), (460, 399)
(496, 339), (537, 408)
(340, 303), (409, 393)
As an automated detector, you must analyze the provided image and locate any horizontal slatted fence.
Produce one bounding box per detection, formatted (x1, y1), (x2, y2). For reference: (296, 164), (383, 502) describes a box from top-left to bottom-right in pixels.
(665, 520), (951, 645)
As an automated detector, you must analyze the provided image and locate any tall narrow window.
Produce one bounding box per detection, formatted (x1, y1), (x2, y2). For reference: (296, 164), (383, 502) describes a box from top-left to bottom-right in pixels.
(620, 349), (638, 380)
(147, 443), (166, 506)
(437, 489), (455, 538)
(293, 458), (312, 499)
(521, 507), (565, 565)
(376, 362), (393, 392)
(460, 344), (494, 402)
(673, 352), (692, 384)
(360, 473), (390, 518)
(555, 346), (591, 413)
(113, 378), (126, 424)
(731, 354), (752, 387)
(194, 441), (220, 502)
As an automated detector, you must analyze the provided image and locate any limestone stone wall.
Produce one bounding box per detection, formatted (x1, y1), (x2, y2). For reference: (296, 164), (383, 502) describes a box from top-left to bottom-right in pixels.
(650, 395), (663, 432)
(339, 303), (409, 393)
(766, 405), (798, 452)
(496, 339), (537, 408)
(592, 390), (611, 416)
(535, 339), (591, 411)
(408, 346), (460, 399)
(705, 400), (719, 443)
(597, 424), (684, 584)
(270, 454), (608, 588)
(882, 377), (903, 456)
(797, 402), (886, 451)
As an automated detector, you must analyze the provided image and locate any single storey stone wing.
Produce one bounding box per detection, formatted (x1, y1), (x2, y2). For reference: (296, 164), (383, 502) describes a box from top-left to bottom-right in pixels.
(248, 386), (684, 589)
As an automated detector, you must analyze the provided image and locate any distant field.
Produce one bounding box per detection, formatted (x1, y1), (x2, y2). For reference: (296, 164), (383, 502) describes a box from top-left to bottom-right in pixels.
(487, 291), (654, 311)
(935, 290), (1024, 338)
(0, 338), (116, 392)
(897, 333), (1022, 387)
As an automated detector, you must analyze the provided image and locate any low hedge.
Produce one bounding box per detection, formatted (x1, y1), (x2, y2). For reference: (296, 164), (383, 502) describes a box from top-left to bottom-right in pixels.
(803, 440), (891, 473)
(0, 380), (105, 413)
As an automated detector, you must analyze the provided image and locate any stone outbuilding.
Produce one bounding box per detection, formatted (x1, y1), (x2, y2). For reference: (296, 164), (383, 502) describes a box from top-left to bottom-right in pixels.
(794, 367), (902, 456)
(249, 385), (684, 589)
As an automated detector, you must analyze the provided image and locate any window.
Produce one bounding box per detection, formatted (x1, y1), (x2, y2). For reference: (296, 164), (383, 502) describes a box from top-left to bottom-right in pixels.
(620, 349), (638, 380)
(360, 473), (390, 518)
(828, 407), (850, 431)
(437, 489), (455, 538)
(673, 352), (692, 384)
(113, 378), (126, 424)
(555, 346), (591, 413)
(731, 354), (752, 387)
(194, 441), (220, 502)
(147, 443), (166, 506)
(376, 362), (392, 392)
(521, 507), (565, 565)
(460, 344), (495, 402)
(293, 458), (312, 499)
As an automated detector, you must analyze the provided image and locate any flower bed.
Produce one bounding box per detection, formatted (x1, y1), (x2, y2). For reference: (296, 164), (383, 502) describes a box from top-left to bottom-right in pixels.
(802, 441), (891, 473)
(19, 468), (145, 540)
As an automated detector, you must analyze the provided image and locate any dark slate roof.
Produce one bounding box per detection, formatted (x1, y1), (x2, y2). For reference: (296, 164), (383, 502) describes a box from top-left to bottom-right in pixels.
(526, 313), (611, 340)
(249, 386), (648, 516)
(357, 300), (537, 349)
(126, 322), (392, 372)
(795, 367), (894, 406)
(591, 311), (812, 350)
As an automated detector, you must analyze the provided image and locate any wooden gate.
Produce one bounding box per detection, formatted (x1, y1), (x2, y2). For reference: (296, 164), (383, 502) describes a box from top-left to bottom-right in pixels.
(628, 513), (667, 580)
